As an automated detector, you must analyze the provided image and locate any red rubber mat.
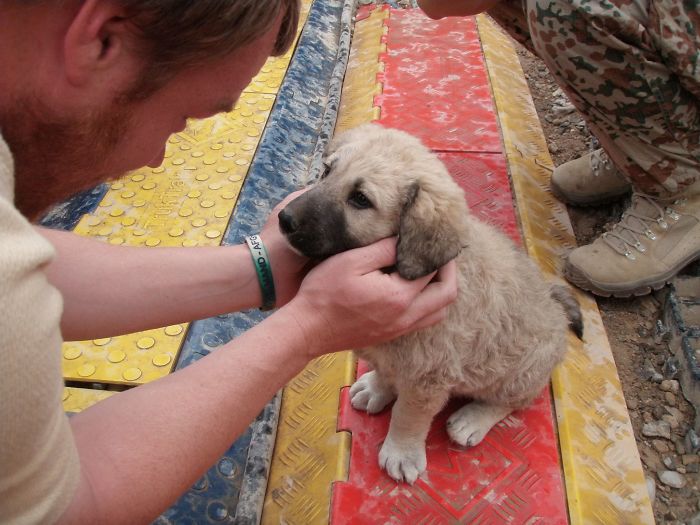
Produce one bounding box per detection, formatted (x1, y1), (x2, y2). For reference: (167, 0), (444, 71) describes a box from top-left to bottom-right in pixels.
(437, 152), (520, 245)
(333, 364), (567, 524)
(330, 9), (568, 525)
(376, 10), (502, 153)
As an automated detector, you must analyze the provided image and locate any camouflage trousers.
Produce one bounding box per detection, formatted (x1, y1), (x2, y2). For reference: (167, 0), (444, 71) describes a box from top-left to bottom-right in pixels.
(489, 0), (700, 199)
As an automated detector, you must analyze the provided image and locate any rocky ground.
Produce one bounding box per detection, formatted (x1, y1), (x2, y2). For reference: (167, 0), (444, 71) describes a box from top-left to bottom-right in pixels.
(515, 44), (700, 524)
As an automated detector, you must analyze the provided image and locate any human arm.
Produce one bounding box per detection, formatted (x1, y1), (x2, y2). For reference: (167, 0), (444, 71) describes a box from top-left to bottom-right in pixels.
(56, 237), (457, 524)
(38, 193), (309, 341)
(417, 0), (502, 19)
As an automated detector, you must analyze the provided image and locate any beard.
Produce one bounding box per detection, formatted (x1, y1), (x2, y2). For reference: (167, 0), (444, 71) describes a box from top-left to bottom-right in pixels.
(1, 94), (134, 221)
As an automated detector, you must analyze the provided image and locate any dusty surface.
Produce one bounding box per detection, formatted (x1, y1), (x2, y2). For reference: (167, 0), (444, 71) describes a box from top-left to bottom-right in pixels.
(359, 3), (699, 520)
(515, 45), (700, 524)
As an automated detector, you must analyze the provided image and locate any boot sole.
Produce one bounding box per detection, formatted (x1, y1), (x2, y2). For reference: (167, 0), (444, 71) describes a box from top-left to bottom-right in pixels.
(564, 255), (700, 298)
(550, 181), (630, 208)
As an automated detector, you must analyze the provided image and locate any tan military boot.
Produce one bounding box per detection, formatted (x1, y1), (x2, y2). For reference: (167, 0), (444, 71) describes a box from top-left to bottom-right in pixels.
(564, 192), (700, 297)
(551, 149), (631, 206)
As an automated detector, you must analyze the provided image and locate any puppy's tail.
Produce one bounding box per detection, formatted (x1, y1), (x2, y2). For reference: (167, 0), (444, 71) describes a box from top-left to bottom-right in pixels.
(550, 285), (584, 340)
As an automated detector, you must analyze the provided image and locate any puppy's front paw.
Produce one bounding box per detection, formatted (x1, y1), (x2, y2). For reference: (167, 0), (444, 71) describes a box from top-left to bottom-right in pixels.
(379, 438), (426, 485)
(349, 371), (395, 414)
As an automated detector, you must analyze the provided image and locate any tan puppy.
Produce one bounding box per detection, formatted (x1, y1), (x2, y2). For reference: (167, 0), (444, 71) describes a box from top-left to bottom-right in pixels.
(279, 123), (582, 484)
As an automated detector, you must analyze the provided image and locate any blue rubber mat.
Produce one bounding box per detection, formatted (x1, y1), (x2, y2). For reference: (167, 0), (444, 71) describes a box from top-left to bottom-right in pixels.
(163, 0), (351, 522)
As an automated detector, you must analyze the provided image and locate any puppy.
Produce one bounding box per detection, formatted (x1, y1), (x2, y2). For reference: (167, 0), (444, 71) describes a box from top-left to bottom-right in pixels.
(279, 123), (582, 484)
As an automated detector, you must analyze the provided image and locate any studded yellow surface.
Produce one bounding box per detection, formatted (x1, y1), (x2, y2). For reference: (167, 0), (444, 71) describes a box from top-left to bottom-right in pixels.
(260, 10), (387, 525)
(61, 93), (275, 385)
(477, 15), (654, 524)
(248, 0), (311, 96)
(60, 0), (314, 386)
(63, 387), (114, 413)
(62, 324), (187, 385)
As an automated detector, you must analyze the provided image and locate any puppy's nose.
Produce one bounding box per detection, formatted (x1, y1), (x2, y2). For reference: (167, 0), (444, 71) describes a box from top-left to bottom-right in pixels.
(278, 209), (297, 234)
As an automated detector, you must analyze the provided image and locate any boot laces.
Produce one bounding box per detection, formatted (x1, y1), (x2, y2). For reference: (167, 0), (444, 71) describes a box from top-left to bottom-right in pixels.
(602, 193), (682, 260)
(590, 149), (613, 177)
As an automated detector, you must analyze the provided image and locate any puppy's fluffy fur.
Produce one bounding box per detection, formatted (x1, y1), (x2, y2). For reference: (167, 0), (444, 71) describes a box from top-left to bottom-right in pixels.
(280, 124), (582, 484)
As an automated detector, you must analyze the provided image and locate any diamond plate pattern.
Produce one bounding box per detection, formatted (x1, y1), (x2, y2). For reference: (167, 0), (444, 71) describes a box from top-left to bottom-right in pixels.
(329, 10), (568, 525)
(437, 152), (520, 244)
(262, 352), (355, 525)
(477, 14), (654, 524)
(335, 5), (388, 133)
(377, 10), (501, 153)
(332, 365), (566, 525)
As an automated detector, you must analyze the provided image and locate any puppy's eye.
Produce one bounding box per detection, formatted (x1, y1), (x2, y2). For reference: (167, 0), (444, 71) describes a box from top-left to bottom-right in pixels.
(348, 190), (373, 209)
(321, 163), (331, 179)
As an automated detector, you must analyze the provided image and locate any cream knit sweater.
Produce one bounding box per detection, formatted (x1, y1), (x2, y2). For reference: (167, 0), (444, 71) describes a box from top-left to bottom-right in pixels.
(0, 132), (79, 523)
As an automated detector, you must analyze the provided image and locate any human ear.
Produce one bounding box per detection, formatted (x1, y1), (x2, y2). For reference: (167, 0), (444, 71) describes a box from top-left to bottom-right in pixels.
(62, 0), (132, 87)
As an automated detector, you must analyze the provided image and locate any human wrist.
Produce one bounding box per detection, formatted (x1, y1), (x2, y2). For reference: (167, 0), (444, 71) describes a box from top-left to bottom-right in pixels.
(275, 298), (328, 360)
(245, 308), (318, 377)
(244, 234), (276, 311)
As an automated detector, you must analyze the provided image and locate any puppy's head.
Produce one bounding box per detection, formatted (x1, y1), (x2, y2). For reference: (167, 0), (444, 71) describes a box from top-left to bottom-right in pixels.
(279, 124), (469, 279)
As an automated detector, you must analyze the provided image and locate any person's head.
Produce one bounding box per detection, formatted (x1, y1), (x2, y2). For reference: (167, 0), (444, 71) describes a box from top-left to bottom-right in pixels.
(118, 0), (300, 100)
(0, 0), (300, 219)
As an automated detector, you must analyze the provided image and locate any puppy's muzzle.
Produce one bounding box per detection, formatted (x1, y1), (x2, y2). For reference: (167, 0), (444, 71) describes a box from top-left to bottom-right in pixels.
(278, 208), (297, 235)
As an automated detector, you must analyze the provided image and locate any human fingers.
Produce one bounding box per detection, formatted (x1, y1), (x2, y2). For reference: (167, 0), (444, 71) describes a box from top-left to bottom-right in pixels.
(261, 189), (309, 233)
(344, 237), (398, 274)
(271, 188), (310, 214)
(391, 259), (458, 332)
(434, 258), (458, 287)
(411, 307), (449, 332)
(416, 259), (458, 309)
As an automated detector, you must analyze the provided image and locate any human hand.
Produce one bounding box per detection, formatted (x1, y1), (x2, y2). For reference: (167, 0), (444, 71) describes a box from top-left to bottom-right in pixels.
(279, 237), (458, 359)
(259, 189), (312, 307)
(416, 0), (501, 19)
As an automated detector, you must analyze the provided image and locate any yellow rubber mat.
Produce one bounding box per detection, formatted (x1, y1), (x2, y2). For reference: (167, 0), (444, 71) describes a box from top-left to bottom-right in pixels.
(60, 1), (315, 387)
(61, 92), (275, 386)
(261, 353), (355, 525)
(248, 1), (310, 97)
(63, 386), (114, 413)
(477, 15), (654, 524)
(334, 6), (387, 131)
(260, 9), (389, 525)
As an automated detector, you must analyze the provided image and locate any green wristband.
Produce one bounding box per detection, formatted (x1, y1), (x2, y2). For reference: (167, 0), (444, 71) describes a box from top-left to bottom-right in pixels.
(245, 234), (276, 311)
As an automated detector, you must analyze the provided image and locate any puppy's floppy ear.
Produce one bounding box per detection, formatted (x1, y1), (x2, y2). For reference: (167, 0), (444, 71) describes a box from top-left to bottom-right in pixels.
(397, 183), (464, 280)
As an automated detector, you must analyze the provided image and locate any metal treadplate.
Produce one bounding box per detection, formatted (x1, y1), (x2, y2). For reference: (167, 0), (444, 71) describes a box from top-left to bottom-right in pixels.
(58, 2), (317, 388)
(60, 93), (275, 386)
(334, 6), (388, 132)
(327, 11), (567, 522)
(477, 14), (654, 524)
(376, 10), (502, 153)
(50, 2), (654, 523)
(437, 152), (519, 243)
(169, 1), (353, 523)
(333, 366), (566, 524)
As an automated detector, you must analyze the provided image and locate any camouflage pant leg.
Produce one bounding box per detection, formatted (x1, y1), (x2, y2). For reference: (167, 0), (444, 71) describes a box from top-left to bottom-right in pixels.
(489, 0), (700, 198)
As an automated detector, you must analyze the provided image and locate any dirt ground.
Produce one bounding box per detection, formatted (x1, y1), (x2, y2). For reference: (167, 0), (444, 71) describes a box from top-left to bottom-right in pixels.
(515, 45), (700, 523)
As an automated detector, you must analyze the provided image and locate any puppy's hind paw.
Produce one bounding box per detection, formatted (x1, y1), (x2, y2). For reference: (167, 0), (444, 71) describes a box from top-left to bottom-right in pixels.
(349, 370), (395, 414)
(447, 416), (488, 447)
(446, 402), (512, 447)
(379, 438), (426, 485)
